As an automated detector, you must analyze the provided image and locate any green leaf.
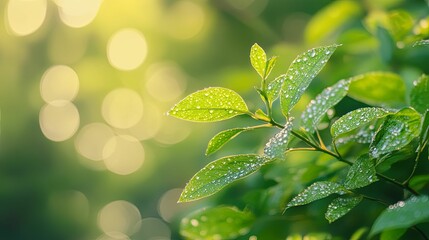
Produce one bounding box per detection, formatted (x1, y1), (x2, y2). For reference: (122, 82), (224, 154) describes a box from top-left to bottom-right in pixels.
(413, 39), (429, 46)
(380, 228), (407, 240)
(409, 175), (429, 192)
(264, 118), (293, 159)
(348, 72), (406, 107)
(285, 181), (346, 210)
(206, 128), (248, 155)
(370, 195), (429, 237)
(301, 79), (351, 132)
(370, 108), (421, 159)
(350, 227), (368, 240)
(265, 56), (278, 79)
(305, 1), (362, 44)
(420, 111), (429, 145)
(179, 154), (268, 202)
(254, 109), (270, 122)
(168, 87), (249, 122)
(325, 195), (363, 223)
(180, 206), (254, 240)
(331, 107), (389, 139)
(410, 74), (429, 114)
(344, 155), (378, 189)
(250, 43), (267, 79)
(336, 123), (379, 146)
(280, 44), (340, 116)
(266, 74), (285, 104)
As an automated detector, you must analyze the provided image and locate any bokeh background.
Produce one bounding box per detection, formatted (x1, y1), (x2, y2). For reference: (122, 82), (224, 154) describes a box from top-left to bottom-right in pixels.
(1, 0), (429, 239)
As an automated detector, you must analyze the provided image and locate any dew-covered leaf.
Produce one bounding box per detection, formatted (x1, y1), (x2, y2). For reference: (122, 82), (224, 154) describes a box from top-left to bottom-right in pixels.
(267, 74), (285, 104)
(180, 206), (254, 240)
(250, 43), (267, 79)
(331, 107), (389, 139)
(370, 108), (421, 159)
(264, 118), (293, 159)
(179, 154), (269, 202)
(344, 155), (378, 189)
(280, 44), (339, 116)
(206, 128), (248, 155)
(348, 72), (406, 107)
(265, 56), (278, 79)
(336, 123), (379, 146)
(370, 195), (429, 237)
(413, 39), (429, 46)
(410, 74), (429, 114)
(168, 87), (248, 122)
(325, 195), (363, 223)
(301, 79), (351, 132)
(285, 181), (346, 210)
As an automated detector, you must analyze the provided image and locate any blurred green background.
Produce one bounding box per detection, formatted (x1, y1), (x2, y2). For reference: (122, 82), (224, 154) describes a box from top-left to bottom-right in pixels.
(1, 0), (429, 239)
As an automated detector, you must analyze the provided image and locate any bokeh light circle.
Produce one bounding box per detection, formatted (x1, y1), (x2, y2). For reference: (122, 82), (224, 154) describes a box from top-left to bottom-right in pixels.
(157, 188), (186, 222)
(103, 135), (144, 175)
(98, 200), (141, 236)
(102, 88), (144, 129)
(6, 0), (47, 36)
(96, 232), (130, 240)
(39, 101), (80, 142)
(74, 123), (115, 161)
(55, 0), (103, 28)
(40, 65), (79, 103)
(107, 28), (148, 71)
(133, 218), (171, 240)
(145, 63), (187, 102)
(165, 0), (205, 40)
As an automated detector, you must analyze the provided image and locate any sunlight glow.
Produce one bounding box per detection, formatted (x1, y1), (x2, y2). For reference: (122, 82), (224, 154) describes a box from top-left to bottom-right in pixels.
(102, 135), (144, 175)
(133, 218), (171, 240)
(164, 1), (205, 40)
(39, 101), (80, 142)
(75, 123), (115, 161)
(102, 88), (144, 129)
(115, 103), (161, 141)
(145, 63), (187, 102)
(55, 0), (103, 28)
(6, 0), (47, 36)
(40, 65), (79, 103)
(98, 200), (141, 237)
(107, 28), (148, 71)
(158, 188), (187, 222)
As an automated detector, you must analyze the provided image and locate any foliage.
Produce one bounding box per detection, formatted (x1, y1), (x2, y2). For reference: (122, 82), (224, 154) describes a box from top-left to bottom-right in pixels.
(168, 1), (429, 239)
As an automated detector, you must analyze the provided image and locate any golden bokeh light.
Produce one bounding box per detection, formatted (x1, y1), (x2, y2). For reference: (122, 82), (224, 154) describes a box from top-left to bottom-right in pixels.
(55, 0), (103, 28)
(116, 103), (161, 141)
(98, 200), (141, 237)
(107, 28), (148, 71)
(74, 122), (115, 161)
(164, 0), (205, 40)
(145, 63), (187, 102)
(102, 88), (144, 129)
(133, 218), (171, 240)
(5, 0), (47, 36)
(39, 101), (80, 142)
(154, 118), (190, 145)
(102, 135), (144, 175)
(157, 188), (187, 222)
(40, 65), (79, 103)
